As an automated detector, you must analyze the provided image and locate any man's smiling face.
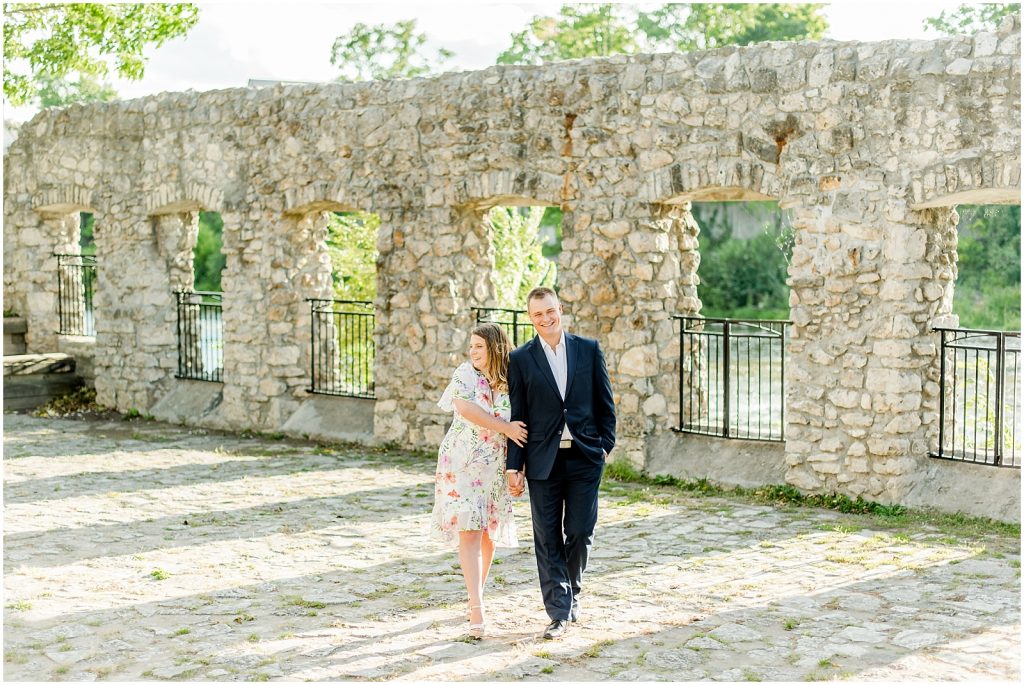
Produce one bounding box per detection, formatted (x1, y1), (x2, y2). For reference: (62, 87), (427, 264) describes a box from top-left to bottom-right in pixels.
(528, 292), (563, 342)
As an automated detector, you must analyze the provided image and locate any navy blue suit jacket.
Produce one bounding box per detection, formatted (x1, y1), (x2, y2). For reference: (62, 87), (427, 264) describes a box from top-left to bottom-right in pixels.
(506, 333), (616, 480)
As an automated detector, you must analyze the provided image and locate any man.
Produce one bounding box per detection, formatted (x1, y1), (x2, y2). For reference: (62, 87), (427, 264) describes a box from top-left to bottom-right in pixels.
(506, 287), (616, 640)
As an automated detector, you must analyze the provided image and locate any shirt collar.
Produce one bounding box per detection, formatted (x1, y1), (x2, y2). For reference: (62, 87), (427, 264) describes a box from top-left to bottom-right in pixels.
(539, 331), (566, 355)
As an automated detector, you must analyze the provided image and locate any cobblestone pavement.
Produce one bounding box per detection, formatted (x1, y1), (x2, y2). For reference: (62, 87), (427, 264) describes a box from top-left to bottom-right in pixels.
(3, 413), (1020, 682)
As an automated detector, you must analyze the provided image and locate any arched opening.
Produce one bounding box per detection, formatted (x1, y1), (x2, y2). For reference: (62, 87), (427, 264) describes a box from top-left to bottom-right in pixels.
(193, 211), (226, 293)
(935, 203), (1021, 467)
(309, 210), (380, 398)
(176, 210), (227, 382)
(681, 200), (792, 441)
(476, 204), (560, 345)
(693, 201), (793, 320)
(952, 205), (1020, 331)
(55, 210), (98, 337)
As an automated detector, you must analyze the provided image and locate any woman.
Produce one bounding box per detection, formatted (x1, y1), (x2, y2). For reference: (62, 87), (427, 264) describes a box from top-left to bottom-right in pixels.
(432, 323), (527, 638)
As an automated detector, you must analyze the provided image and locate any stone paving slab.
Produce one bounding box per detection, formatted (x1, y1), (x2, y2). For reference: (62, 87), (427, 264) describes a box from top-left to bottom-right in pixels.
(3, 413), (1020, 681)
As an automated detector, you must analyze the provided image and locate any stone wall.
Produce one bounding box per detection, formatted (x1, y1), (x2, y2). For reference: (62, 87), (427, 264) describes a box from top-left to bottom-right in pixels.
(3, 18), (1020, 516)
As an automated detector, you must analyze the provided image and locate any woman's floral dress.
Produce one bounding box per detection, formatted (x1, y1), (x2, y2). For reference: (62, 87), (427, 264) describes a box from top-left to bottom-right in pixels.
(430, 361), (518, 548)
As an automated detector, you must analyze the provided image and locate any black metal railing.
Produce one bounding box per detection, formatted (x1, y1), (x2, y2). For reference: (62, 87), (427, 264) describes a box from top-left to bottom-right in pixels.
(175, 291), (224, 382)
(674, 316), (789, 441)
(932, 327), (1020, 468)
(55, 253), (96, 336)
(309, 299), (375, 399)
(472, 307), (534, 347)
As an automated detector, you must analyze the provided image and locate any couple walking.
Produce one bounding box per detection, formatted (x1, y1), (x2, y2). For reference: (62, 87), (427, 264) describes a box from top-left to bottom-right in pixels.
(431, 287), (617, 640)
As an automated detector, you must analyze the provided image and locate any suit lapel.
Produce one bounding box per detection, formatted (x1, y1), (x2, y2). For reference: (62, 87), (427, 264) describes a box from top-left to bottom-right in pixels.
(564, 334), (578, 398)
(529, 337), (562, 399)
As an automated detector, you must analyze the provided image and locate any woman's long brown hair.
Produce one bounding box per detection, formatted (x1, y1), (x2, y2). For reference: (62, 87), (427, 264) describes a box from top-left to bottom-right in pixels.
(471, 323), (512, 393)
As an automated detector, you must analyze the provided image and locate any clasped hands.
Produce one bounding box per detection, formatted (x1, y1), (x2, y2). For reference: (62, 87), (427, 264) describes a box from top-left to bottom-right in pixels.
(504, 419), (527, 497)
(506, 470), (525, 498)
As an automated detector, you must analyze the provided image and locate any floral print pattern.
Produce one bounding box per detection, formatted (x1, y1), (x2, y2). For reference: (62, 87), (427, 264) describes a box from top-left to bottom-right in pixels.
(430, 362), (518, 548)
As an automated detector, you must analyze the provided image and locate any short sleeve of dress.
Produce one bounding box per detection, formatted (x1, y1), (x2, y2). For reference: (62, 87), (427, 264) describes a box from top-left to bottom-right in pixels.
(438, 362), (480, 412)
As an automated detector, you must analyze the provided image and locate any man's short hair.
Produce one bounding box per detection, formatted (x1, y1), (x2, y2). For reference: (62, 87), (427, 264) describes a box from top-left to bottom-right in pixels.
(526, 287), (558, 305)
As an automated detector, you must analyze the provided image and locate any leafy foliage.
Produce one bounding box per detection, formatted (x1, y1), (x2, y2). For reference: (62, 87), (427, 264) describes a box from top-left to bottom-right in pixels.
(489, 206), (558, 309)
(326, 212), (379, 301)
(37, 73), (117, 107)
(80, 212), (96, 256)
(319, 207), (557, 308)
(193, 212), (226, 293)
(330, 19), (453, 82)
(924, 3), (1020, 35)
(692, 202), (793, 320)
(499, 3), (827, 64)
(953, 205), (1021, 330)
(31, 386), (107, 418)
(3, 3), (200, 106)
(636, 3), (827, 53)
(498, 5), (639, 64)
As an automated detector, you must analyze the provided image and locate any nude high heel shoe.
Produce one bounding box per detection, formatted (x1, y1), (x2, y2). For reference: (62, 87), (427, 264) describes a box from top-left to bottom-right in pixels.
(467, 604), (486, 639)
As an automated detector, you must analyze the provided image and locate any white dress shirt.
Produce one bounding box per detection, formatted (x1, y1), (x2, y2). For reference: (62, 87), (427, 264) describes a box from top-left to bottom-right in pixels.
(540, 331), (573, 442)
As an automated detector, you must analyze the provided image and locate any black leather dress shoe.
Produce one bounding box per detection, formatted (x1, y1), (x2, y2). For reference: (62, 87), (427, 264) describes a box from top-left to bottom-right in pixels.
(569, 600), (580, 623)
(543, 619), (569, 639)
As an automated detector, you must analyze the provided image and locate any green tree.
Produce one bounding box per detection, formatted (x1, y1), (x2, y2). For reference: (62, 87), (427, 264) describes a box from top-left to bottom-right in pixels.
(490, 206), (557, 309)
(80, 212), (96, 256)
(37, 73), (117, 107)
(697, 227), (793, 320)
(193, 212), (226, 293)
(498, 4), (638, 65)
(326, 212), (379, 300)
(498, 3), (828, 64)
(329, 19), (454, 82)
(638, 3), (827, 52)
(4, 3), (199, 106)
(924, 3), (1020, 35)
(953, 205), (1021, 330)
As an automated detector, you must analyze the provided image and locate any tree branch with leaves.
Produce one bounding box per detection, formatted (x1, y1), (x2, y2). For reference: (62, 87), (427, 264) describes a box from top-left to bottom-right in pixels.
(924, 3), (1019, 35)
(329, 19), (453, 82)
(3, 2), (199, 106)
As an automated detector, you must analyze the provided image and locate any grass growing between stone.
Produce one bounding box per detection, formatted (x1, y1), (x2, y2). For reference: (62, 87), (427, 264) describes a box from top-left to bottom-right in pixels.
(602, 460), (1020, 541)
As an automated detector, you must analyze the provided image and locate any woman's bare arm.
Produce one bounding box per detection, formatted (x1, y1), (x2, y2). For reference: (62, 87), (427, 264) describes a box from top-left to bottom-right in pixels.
(452, 398), (527, 447)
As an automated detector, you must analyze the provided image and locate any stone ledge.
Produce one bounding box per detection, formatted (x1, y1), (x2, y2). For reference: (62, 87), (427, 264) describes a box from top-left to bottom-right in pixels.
(4, 317), (27, 334)
(4, 353), (76, 376)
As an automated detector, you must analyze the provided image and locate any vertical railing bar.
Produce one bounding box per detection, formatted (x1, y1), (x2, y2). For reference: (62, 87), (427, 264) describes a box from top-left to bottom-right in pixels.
(87, 259), (95, 336)
(678, 319), (684, 431)
(938, 330), (947, 457)
(745, 331), (751, 438)
(188, 294), (195, 378)
(76, 256), (81, 333)
(1012, 343), (1020, 467)
(175, 292), (182, 377)
(57, 255), (65, 333)
(994, 333), (1005, 466)
(185, 292), (192, 377)
(723, 321), (731, 439)
(960, 346), (967, 460)
(779, 323), (784, 440)
(201, 297), (207, 379)
(206, 298), (211, 380)
(972, 346), (980, 462)
(1013, 345), (1020, 467)
(757, 328), (763, 439)
(309, 300), (316, 393)
(979, 347), (986, 462)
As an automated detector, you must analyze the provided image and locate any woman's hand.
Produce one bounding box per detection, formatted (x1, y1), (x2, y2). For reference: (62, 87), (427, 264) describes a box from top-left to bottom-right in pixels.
(505, 420), (527, 447)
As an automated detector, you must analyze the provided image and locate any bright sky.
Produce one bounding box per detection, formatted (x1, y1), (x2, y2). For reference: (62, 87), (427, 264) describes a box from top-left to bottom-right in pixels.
(4, 1), (969, 123)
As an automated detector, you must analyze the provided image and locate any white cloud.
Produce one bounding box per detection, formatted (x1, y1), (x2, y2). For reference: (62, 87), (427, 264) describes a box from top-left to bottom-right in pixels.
(823, 1), (965, 42)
